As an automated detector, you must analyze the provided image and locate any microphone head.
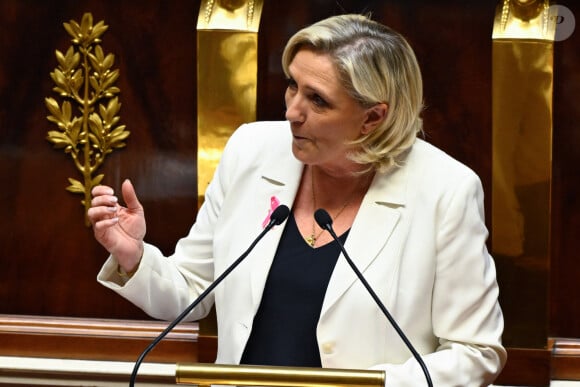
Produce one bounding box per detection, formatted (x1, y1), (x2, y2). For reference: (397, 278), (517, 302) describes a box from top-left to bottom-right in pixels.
(314, 208), (333, 229)
(270, 205), (290, 225)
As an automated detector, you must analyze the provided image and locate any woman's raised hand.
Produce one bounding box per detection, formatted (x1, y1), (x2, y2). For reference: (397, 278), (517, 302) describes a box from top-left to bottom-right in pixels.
(88, 179), (146, 272)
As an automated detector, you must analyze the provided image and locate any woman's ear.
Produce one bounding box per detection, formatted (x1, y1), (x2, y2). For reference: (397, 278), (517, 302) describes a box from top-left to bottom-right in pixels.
(361, 103), (388, 135)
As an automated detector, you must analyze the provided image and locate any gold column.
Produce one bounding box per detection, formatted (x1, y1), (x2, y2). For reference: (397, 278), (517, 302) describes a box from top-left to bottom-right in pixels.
(492, 0), (556, 347)
(196, 0), (264, 206)
(195, 0), (264, 338)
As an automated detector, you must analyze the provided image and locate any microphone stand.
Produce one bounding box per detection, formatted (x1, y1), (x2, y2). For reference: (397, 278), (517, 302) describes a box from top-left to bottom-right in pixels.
(129, 205), (290, 387)
(315, 209), (433, 387)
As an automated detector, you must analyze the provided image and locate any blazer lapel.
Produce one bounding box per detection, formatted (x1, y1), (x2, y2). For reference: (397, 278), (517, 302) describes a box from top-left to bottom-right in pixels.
(320, 166), (407, 317)
(248, 152), (303, 309)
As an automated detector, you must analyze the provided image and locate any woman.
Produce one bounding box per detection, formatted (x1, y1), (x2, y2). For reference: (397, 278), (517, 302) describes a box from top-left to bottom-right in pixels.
(89, 14), (506, 386)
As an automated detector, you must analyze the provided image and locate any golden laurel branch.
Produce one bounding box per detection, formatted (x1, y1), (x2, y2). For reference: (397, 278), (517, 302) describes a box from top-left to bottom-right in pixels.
(45, 13), (130, 226)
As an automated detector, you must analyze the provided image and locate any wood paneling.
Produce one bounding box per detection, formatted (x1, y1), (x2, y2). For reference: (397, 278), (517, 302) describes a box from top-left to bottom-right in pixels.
(0, 0), (199, 320)
(550, 21), (580, 337)
(0, 314), (200, 363)
(550, 338), (580, 381)
(495, 348), (552, 387)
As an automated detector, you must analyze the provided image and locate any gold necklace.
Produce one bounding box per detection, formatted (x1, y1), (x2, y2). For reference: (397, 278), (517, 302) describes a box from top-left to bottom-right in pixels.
(306, 167), (357, 248)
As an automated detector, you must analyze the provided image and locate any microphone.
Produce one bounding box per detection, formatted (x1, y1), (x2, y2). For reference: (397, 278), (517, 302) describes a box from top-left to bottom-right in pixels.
(129, 204), (290, 387)
(314, 208), (433, 387)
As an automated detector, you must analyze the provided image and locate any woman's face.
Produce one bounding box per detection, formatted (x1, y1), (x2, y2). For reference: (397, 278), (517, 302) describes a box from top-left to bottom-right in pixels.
(285, 49), (375, 173)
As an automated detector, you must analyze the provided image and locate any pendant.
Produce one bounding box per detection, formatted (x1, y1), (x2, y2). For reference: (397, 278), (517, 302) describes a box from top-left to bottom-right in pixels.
(306, 234), (316, 247)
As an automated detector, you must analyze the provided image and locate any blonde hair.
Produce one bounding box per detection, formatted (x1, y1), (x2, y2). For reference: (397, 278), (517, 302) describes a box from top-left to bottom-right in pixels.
(282, 14), (424, 173)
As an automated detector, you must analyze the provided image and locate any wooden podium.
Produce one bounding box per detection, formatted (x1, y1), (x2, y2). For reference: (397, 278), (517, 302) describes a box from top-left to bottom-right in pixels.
(0, 314), (384, 386)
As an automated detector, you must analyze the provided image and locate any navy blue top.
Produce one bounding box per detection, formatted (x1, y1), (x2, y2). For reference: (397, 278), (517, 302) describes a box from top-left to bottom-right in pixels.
(240, 213), (349, 367)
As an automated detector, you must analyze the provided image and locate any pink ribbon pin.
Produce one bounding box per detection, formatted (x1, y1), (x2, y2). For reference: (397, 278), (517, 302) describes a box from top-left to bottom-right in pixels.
(262, 196), (281, 228)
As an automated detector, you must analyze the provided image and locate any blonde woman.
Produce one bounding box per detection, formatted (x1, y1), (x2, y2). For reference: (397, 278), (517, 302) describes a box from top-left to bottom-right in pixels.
(89, 14), (506, 386)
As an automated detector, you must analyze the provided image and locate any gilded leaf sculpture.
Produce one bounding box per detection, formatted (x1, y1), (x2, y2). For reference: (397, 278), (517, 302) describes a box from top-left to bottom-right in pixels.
(45, 13), (130, 226)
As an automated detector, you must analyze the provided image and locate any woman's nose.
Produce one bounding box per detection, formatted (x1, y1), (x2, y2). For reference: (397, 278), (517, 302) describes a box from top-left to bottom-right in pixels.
(285, 95), (305, 123)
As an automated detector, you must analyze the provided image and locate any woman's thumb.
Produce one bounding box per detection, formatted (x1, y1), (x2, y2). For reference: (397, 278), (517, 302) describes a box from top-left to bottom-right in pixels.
(121, 179), (143, 210)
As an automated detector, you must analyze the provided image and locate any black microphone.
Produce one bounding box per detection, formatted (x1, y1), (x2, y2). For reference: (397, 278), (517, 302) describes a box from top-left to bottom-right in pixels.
(129, 204), (290, 387)
(314, 208), (433, 387)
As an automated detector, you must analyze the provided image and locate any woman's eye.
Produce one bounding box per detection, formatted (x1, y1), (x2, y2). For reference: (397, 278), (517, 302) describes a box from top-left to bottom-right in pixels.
(286, 78), (297, 89)
(311, 94), (328, 107)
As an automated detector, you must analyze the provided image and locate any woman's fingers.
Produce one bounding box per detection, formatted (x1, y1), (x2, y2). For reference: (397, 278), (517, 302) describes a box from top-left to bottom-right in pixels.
(87, 205), (117, 221)
(91, 184), (115, 197)
(91, 215), (119, 232)
(88, 185), (119, 227)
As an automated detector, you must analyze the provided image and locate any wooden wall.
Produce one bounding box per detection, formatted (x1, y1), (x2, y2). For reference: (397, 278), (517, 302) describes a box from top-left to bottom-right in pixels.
(0, 0), (198, 320)
(0, 0), (578, 385)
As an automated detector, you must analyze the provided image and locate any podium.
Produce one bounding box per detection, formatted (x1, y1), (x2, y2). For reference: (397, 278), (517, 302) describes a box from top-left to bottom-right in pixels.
(0, 315), (383, 386)
(176, 363), (385, 386)
(0, 357), (385, 386)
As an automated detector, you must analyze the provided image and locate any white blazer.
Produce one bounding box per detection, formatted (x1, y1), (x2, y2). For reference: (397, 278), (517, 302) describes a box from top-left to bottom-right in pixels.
(98, 121), (506, 386)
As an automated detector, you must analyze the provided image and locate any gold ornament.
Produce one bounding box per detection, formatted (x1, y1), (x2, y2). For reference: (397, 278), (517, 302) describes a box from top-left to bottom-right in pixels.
(45, 13), (130, 226)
